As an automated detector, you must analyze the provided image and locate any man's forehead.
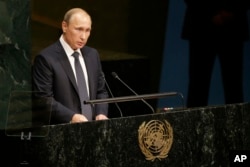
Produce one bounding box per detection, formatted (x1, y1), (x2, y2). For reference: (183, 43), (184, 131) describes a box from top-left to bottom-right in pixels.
(70, 12), (91, 22)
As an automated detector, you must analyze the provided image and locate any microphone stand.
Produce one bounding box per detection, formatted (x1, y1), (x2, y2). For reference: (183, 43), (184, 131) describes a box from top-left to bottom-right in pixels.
(102, 72), (123, 117)
(111, 72), (155, 113)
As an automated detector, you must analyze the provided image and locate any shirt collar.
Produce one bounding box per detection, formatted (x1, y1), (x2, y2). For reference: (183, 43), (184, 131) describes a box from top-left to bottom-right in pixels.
(59, 35), (81, 56)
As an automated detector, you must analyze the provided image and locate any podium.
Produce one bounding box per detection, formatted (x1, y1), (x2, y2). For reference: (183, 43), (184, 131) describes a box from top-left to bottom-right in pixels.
(19, 102), (250, 167)
(2, 91), (250, 166)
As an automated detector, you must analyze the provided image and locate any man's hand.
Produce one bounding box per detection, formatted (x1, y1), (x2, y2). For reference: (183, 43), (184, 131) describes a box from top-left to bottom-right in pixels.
(95, 114), (108, 121)
(71, 114), (88, 123)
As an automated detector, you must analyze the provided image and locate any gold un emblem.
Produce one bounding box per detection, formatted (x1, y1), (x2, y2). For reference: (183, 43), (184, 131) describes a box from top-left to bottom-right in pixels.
(138, 119), (173, 161)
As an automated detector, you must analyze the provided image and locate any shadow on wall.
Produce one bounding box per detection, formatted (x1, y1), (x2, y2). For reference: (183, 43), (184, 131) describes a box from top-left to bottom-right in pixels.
(158, 0), (250, 109)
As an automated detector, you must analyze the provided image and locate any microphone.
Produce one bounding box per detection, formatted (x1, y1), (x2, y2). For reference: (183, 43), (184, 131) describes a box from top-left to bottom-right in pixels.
(101, 72), (123, 117)
(111, 72), (155, 113)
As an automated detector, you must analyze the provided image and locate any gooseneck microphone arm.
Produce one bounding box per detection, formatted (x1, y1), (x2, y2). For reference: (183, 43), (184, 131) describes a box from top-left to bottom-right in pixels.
(101, 72), (123, 117)
(111, 72), (155, 113)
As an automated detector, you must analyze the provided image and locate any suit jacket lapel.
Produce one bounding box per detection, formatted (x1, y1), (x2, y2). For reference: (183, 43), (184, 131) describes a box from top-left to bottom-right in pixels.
(55, 41), (79, 94)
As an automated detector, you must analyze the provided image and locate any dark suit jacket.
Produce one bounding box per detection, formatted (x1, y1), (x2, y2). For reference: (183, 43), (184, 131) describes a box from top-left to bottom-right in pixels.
(32, 40), (108, 125)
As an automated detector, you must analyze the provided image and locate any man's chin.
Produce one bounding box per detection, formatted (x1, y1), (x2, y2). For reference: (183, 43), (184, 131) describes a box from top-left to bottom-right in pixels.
(77, 43), (85, 48)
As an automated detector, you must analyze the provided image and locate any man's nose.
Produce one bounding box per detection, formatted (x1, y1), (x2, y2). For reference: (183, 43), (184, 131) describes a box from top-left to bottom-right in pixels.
(80, 32), (86, 39)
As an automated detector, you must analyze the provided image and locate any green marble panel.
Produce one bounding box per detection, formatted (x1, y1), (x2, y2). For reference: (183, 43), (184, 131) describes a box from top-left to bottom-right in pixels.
(0, 0), (31, 129)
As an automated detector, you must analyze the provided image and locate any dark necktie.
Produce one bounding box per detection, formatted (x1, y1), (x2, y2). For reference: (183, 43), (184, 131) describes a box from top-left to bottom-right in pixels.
(72, 51), (92, 120)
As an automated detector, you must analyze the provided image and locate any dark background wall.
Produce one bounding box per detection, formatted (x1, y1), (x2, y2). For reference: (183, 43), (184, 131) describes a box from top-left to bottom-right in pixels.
(158, 0), (250, 108)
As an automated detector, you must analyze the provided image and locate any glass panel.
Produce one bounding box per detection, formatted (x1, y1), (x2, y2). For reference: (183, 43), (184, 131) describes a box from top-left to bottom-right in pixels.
(5, 90), (52, 138)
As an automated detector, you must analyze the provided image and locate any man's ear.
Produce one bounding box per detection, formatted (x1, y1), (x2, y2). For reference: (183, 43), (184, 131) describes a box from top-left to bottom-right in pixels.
(62, 21), (67, 33)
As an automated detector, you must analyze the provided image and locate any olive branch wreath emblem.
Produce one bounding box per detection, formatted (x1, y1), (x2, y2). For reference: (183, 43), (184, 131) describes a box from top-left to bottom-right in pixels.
(138, 120), (173, 161)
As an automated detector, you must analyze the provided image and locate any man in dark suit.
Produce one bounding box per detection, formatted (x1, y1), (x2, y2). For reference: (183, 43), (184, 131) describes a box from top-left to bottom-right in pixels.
(32, 8), (109, 124)
(181, 0), (250, 107)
